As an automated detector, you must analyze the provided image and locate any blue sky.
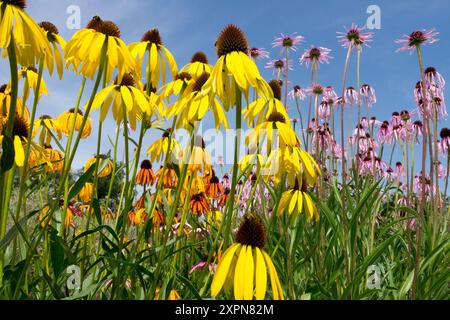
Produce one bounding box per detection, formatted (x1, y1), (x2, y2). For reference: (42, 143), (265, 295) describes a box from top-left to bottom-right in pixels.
(1, 0), (449, 170)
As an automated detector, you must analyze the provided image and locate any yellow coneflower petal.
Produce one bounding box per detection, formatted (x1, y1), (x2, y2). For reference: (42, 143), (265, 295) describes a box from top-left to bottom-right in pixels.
(254, 247), (267, 300)
(211, 243), (239, 297)
(92, 86), (115, 109)
(288, 190), (298, 214)
(303, 192), (315, 220)
(120, 86), (134, 111)
(234, 244), (247, 300)
(243, 246), (254, 300)
(14, 136), (25, 167)
(297, 190), (304, 215)
(262, 250), (284, 300)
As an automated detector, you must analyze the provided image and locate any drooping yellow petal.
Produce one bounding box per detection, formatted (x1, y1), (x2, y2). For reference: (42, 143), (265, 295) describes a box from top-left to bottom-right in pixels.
(243, 246), (254, 300)
(14, 136), (25, 167)
(234, 244), (248, 300)
(211, 243), (239, 297)
(254, 248), (267, 300)
(262, 250), (284, 300)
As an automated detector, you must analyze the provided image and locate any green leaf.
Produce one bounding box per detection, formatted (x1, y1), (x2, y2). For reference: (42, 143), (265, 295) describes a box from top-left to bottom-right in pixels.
(0, 135), (15, 172)
(92, 197), (102, 225)
(50, 228), (66, 278)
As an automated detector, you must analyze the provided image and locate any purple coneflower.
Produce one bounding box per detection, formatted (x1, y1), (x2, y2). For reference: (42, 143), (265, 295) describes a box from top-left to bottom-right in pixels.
(318, 101), (331, 121)
(337, 23), (373, 49)
(440, 128), (450, 154)
(299, 46), (333, 68)
(360, 84), (376, 106)
(305, 84), (324, 97)
(424, 66), (445, 91)
(395, 29), (439, 53)
(377, 120), (393, 144)
(265, 58), (293, 76)
(272, 32), (304, 52)
(324, 86), (338, 104)
(288, 85), (306, 100)
(344, 86), (358, 104)
(249, 47), (269, 60)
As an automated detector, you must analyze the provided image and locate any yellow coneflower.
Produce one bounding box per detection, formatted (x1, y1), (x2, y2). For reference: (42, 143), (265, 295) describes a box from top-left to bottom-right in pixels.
(211, 214), (284, 300)
(277, 176), (319, 221)
(188, 173), (206, 195)
(189, 192), (210, 216)
(0, 114), (29, 167)
(206, 209), (223, 228)
(202, 25), (272, 110)
(265, 145), (321, 186)
(186, 136), (212, 173)
(32, 115), (61, 146)
(56, 108), (92, 139)
(0, 84), (30, 120)
(132, 208), (147, 225)
(91, 74), (150, 131)
(136, 159), (156, 186)
(246, 111), (298, 149)
(129, 28), (178, 88)
(180, 51), (213, 79)
(166, 72), (229, 130)
(239, 154), (265, 173)
(77, 182), (93, 203)
(84, 155), (113, 178)
(146, 129), (182, 163)
(18, 65), (48, 98)
(154, 288), (181, 300)
(243, 80), (289, 126)
(65, 16), (137, 83)
(158, 72), (192, 100)
(42, 144), (63, 173)
(38, 21), (66, 79)
(0, 0), (53, 69)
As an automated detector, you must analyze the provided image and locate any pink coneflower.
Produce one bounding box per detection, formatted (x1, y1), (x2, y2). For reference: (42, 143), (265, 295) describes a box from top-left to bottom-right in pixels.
(288, 85), (306, 100)
(437, 161), (446, 178)
(390, 112), (401, 127)
(305, 84), (324, 96)
(413, 172), (434, 199)
(318, 101), (331, 120)
(424, 66), (445, 90)
(411, 120), (423, 139)
(344, 86), (358, 104)
(299, 46), (333, 68)
(395, 161), (405, 177)
(361, 117), (369, 130)
(395, 29), (439, 53)
(221, 173), (231, 190)
(324, 86), (338, 105)
(337, 23), (374, 49)
(272, 32), (304, 52)
(265, 58), (293, 75)
(216, 155), (224, 166)
(377, 120), (393, 144)
(440, 128), (450, 154)
(360, 84), (376, 106)
(249, 47), (269, 60)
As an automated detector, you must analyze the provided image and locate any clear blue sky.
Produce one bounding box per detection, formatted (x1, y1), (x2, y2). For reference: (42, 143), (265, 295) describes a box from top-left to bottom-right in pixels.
(1, 0), (448, 170)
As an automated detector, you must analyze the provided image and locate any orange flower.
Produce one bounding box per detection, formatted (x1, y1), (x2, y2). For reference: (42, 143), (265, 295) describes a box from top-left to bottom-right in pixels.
(206, 175), (223, 199)
(136, 160), (156, 186)
(189, 192), (210, 216)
